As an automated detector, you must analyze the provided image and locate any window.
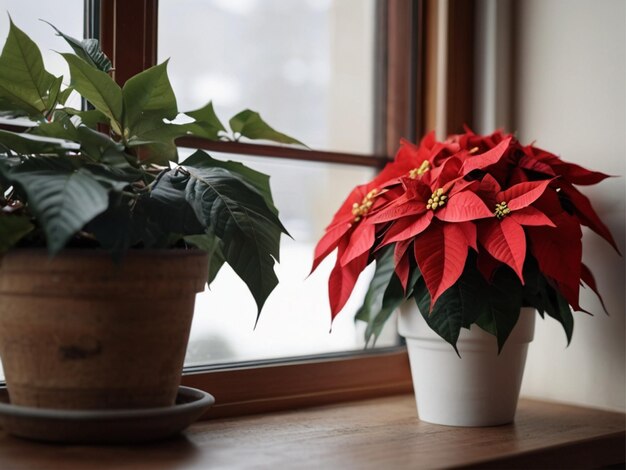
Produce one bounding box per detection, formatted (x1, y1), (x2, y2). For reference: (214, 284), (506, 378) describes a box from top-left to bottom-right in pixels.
(159, 0), (377, 154)
(97, 0), (424, 385)
(158, 0), (399, 366)
(1, 0), (476, 413)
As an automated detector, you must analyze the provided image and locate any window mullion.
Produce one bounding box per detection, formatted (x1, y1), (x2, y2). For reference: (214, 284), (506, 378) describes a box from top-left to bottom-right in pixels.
(99, 0), (157, 86)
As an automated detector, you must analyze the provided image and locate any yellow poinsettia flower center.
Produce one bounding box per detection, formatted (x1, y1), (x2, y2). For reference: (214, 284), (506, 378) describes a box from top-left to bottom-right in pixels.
(408, 160), (430, 179)
(469, 146), (479, 154)
(426, 188), (447, 211)
(352, 188), (379, 222)
(495, 201), (511, 219)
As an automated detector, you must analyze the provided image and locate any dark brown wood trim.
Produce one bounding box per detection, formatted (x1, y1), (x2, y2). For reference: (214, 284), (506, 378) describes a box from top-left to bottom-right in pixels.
(385, 0), (416, 156)
(422, 0), (476, 136)
(423, 0), (440, 134)
(413, 0), (427, 139)
(176, 137), (390, 168)
(445, 0), (476, 135)
(100, 0), (158, 86)
(181, 349), (413, 419)
(0, 122), (31, 133)
(373, 0), (388, 156)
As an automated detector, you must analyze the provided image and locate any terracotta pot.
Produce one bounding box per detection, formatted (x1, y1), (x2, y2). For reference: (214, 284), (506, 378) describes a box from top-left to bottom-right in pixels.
(399, 304), (536, 426)
(0, 249), (208, 410)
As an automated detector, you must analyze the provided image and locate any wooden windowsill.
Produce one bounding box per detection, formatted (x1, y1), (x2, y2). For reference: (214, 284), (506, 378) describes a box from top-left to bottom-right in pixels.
(0, 395), (623, 469)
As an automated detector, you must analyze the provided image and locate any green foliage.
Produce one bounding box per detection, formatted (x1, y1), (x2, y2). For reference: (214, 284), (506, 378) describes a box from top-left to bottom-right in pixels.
(5, 156), (110, 253)
(229, 110), (306, 146)
(355, 246), (407, 346)
(414, 262), (523, 354)
(0, 19), (59, 120)
(184, 101), (225, 140)
(61, 53), (123, 134)
(0, 19), (302, 320)
(184, 230), (226, 285)
(356, 246), (575, 353)
(43, 20), (112, 72)
(122, 61), (178, 134)
(521, 255), (574, 345)
(180, 155), (288, 314)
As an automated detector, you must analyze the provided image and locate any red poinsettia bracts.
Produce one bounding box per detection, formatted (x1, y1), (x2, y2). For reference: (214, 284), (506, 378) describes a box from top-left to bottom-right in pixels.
(476, 174), (555, 283)
(312, 129), (619, 330)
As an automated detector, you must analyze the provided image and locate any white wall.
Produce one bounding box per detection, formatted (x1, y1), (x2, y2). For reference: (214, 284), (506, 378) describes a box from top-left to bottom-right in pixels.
(513, 0), (625, 411)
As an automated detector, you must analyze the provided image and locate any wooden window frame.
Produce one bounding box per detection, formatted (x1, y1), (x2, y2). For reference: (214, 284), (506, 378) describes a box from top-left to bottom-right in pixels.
(92, 0), (475, 419)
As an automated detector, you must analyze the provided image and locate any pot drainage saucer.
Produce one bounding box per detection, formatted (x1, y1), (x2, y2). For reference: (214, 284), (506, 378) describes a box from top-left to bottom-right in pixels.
(0, 386), (214, 444)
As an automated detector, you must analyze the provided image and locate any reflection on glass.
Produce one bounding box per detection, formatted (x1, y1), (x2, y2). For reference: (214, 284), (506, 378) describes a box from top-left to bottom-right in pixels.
(159, 0), (377, 154)
(181, 152), (398, 366)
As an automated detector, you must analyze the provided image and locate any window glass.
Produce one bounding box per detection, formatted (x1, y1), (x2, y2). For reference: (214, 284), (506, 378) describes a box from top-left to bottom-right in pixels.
(158, 0), (378, 154)
(181, 151), (398, 366)
(0, 0), (84, 111)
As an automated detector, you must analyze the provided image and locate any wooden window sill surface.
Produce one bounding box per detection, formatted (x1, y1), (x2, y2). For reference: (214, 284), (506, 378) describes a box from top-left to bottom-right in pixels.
(0, 395), (623, 469)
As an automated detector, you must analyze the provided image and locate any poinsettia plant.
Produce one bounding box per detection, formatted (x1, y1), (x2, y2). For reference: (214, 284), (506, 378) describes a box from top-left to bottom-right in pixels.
(0, 19), (302, 318)
(312, 129), (619, 351)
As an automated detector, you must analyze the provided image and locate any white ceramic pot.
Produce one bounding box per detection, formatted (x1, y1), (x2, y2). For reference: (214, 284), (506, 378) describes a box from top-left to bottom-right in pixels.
(398, 304), (536, 427)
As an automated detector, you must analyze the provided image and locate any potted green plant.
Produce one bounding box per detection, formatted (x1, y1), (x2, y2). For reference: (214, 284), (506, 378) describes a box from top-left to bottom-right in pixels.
(312, 129), (619, 426)
(0, 19), (299, 414)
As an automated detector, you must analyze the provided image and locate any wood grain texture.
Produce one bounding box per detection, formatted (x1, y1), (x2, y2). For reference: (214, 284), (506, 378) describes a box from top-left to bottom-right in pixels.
(100, 0), (158, 86)
(181, 349), (413, 419)
(445, 0), (475, 135)
(385, 0), (417, 154)
(0, 396), (623, 469)
(175, 137), (390, 168)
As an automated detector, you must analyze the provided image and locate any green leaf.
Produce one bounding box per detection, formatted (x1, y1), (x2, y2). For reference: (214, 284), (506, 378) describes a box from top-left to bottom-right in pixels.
(366, 275), (406, 346)
(184, 230), (226, 285)
(414, 278), (463, 355)
(474, 310), (497, 336)
(0, 215), (34, 252)
(85, 194), (133, 259)
(457, 269), (490, 329)
(126, 120), (186, 164)
(412, 258), (493, 353)
(0, 129), (71, 155)
(7, 156), (110, 253)
(61, 53), (123, 134)
(75, 125), (125, 162)
(181, 163), (286, 315)
(476, 268), (523, 352)
(229, 109), (305, 146)
(43, 21), (112, 72)
(47, 75), (63, 111)
(63, 107), (108, 129)
(56, 86), (74, 106)
(90, 193), (173, 253)
(355, 246), (409, 345)
(147, 168), (206, 235)
(355, 246), (395, 324)
(82, 161), (143, 190)
(0, 93), (39, 119)
(122, 61), (178, 135)
(0, 19), (59, 119)
(182, 150), (284, 223)
(541, 281), (574, 345)
(184, 101), (225, 140)
(31, 112), (81, 141)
